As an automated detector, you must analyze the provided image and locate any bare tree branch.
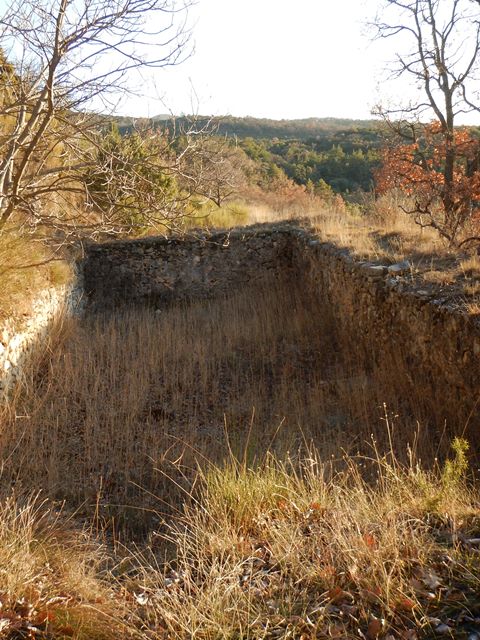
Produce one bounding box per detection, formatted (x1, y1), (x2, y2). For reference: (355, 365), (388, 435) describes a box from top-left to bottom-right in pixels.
(372, 0), (480, 246)
(0, 0), (194, 237)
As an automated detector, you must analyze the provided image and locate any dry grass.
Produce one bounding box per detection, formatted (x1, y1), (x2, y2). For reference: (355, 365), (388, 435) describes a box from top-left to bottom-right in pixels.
(310, 194), (449, 266)
(0, 275), (470, 531)
(464, 295), (480, 317)
(0, 274), (479, 637)
(179, 200), (251, 231)
(0, 494), (129, 639)
(0, 447), (476, 639)
(221, 191), (454, 270)
(123, 441), (480, 639)
(458, 255), (480, 279)
(1, 278), (352, 534)
(421, 269), (457, 286)
(313, 207), (385, 260)
(1, 202), (479, 638)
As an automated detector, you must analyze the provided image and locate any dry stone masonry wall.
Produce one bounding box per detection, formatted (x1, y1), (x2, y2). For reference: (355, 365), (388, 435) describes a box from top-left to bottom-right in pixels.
(0, 281), (83, 396)
(291, 233), (480, 447)
(3, 220), (479, 450)
(81, 224), (298, 310)
(81, 221), (480, 447)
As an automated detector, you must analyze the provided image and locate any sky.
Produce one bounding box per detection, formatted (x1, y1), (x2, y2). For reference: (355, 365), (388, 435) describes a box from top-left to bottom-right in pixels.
(123, 0), (392, 120)
(0, 0), (478, 122)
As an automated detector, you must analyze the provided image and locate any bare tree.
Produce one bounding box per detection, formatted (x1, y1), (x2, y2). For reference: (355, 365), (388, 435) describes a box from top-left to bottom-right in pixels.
(0, 0), (192, 238)
(180, 136), (249, 208)
(84, 120), (216, 235)
(372, 0), (480, 245)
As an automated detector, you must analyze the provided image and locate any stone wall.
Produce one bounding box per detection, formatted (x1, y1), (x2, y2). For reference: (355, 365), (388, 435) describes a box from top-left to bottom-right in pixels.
(291, 233), (480, 447)
(0, 280), (83, 396)
(82, 224), (298, 310)
(4, 219), (479, 452)
(47, 221), (480, 449)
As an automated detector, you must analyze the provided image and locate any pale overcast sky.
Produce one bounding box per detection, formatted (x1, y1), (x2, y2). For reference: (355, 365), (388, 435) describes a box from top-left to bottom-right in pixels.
(1, 0), (478, 122)
(123, 0), (390, 119)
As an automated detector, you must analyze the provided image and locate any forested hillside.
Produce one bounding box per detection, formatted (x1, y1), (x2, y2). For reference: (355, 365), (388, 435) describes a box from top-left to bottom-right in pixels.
(164, 116), (382, 140)
(239, 135), (380, 193)
(219, 117), (382, 194)
(126, 115), (385, 194)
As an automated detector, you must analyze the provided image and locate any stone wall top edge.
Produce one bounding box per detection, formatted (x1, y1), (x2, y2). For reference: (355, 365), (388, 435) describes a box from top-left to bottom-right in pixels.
(84, 220), (312, 252)
(80, 219), (480, 334)
(301, 239), (480, 334)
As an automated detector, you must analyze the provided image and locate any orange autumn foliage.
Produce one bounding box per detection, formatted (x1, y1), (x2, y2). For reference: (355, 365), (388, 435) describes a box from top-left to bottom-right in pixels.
(375, 122), (480, 245)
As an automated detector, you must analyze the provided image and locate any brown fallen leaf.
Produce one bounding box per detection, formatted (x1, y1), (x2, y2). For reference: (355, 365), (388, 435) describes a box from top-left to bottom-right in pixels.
(366, 618), (383, 639)
(328, 586), (352, 603)
(396, 596), (416, 611)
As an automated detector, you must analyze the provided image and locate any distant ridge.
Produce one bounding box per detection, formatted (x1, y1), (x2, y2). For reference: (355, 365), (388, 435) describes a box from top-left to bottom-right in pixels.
(113, 114), (382, 139)
(156, 115), (382, 140)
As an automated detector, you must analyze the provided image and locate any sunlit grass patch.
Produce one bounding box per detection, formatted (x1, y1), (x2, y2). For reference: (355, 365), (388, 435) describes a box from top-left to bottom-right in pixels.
(126, 441), (480, 639)
(181, 199), (251, 230)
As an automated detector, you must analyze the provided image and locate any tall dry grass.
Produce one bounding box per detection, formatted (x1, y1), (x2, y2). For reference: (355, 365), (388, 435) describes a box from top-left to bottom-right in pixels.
(310, 193), (450, 265)
(1, 277), (344, 534)
(126, 441), (480, 639)
(0, 274), (463, 538)
(0, 494), (129, 639)
(0, 447), (476, 639)
(0, 273), (479, 638)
